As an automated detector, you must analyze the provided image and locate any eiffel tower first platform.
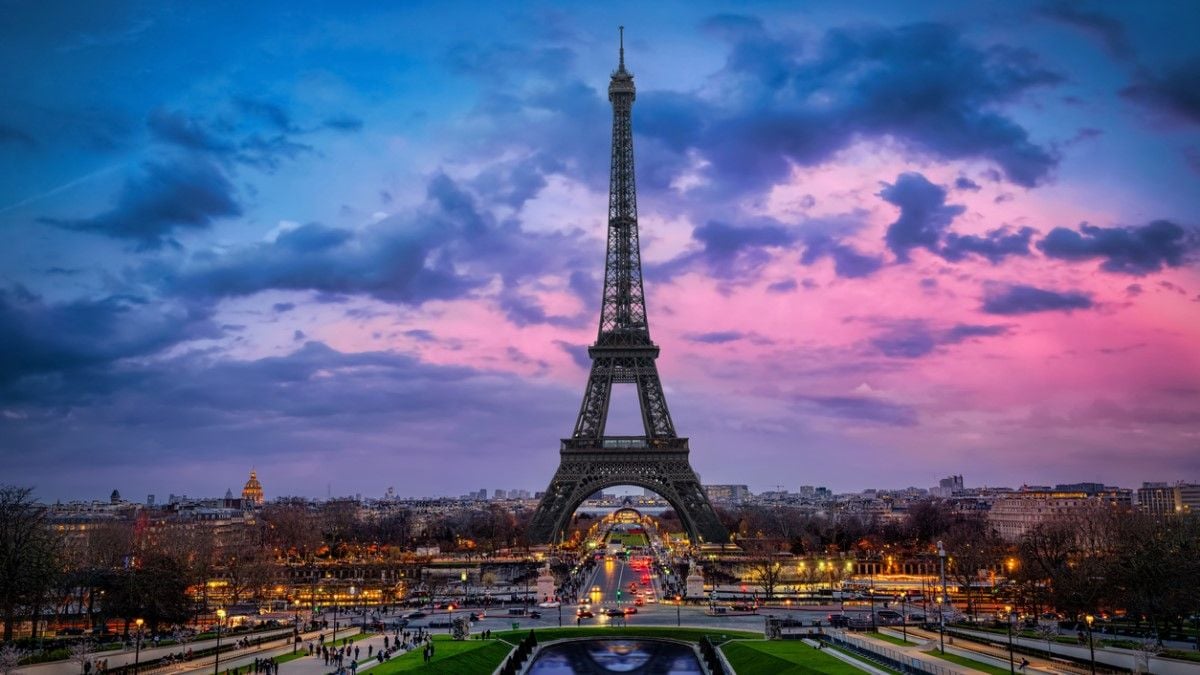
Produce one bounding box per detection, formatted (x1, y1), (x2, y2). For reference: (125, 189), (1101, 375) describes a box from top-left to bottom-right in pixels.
(527, 29), (729, 546)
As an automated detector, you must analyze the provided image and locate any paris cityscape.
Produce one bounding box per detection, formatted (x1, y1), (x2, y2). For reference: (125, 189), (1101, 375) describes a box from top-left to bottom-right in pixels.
(2, 2), (1199, 675)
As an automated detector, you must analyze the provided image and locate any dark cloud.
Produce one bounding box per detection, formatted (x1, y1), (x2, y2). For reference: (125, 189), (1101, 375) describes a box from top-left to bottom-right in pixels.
(233, 97), (297, 133)
(323, 114), (364, 132)
(941, 226), (1035, 263)
(554, 340), (591, 370)
(161, 174), (592, 320)
(0, 286), (216, 386)
(1121, 58), (1200, 125)
(954, 176), (981, 192)
(686, 331), (746, 344)
(1037, 220), (1196, 274)
(880, 172), (965, 261)
(871, 320), (1008, 358)
(0, 122), (37, 148)
(652, 219), (795, 280)
(40, 159), (241, 247)
(800, 235), (884, 278)
(796, 394), (918, 427)
(272, 302), (295, 313)
(663, 20), (1061, 193)
(982, 284), (1093, 315)
(766, 279), (797, 293)
(147, 108), (235, 154)
(1039, 2), (1133, 58)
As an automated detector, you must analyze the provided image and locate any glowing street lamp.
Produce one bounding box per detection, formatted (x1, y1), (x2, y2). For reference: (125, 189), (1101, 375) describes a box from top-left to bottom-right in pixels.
(134, 618), (144, 674)
(1085, 615), (1096, 675)
(214, 609), (226, 675)
(1005, 605), (1015, 675)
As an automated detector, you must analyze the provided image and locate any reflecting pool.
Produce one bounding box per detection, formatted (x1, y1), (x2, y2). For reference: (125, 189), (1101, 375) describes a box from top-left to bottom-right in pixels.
(526, 638), (702, 674)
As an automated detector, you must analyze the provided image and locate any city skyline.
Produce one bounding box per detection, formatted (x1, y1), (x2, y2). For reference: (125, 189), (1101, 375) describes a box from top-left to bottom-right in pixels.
(3, 2), (1199, 502)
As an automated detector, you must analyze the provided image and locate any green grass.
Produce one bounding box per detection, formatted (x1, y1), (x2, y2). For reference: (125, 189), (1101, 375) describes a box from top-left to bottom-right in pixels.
(722, 640), (870, 674)
(494, 626), (758, 645)
(274, 651), (307, 665)
(363, 635), (511, 674)
(868, 632), (917, 646)
(607, 532), (649, 547)
(924, 649), (1011, 675)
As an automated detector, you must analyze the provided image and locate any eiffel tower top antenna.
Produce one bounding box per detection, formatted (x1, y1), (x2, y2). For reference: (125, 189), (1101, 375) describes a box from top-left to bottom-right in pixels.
(618, 25), (625, 71)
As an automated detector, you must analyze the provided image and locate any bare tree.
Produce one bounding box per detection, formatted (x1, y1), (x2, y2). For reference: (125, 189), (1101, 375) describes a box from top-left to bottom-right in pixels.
(0, 644), (28, 675)
(0, 486), (63, 642)
(68, 640), (95, 674)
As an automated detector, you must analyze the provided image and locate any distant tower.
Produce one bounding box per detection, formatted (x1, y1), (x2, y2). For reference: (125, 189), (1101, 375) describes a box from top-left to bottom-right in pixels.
(110, 489), (121, 504)
(241, 469), (264, 505)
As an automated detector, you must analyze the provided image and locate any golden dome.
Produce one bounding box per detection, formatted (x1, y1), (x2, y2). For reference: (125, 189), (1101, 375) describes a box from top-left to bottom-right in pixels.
(241, 469), (264, 505)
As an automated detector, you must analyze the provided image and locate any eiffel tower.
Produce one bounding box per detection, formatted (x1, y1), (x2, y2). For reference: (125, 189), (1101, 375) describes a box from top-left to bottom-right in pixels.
(527, 29), (728, 546)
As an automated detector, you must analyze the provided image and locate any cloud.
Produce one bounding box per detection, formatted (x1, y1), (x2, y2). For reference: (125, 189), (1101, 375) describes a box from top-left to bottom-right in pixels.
(954, 176), (981, 191)
(653, 219), (795, 280)
(1037, 220), (1196, 274)
(0, 286), (216, 385)
(40, 158), (241, 247)
(1121, 58), (1200, 125)
(981, 284), (1093, 315)
(941, 226), (1035, 263)
(800, 235), (884, 278)
(795, 394), (918, 427)
(871, 320), (1008, 358)
(1039, 2), (1133, 59)
(147, 108), (235, 154)
(879, 172), (965, 261)
(0, 122), (37, 149)
(323, 114), (364, 132)
(686, 331), (746, 344)
(233, 97), (297, 133)
(162, 173), (592, 318)
(766, 279), (797, 293)
(655, 20), (1061, 193)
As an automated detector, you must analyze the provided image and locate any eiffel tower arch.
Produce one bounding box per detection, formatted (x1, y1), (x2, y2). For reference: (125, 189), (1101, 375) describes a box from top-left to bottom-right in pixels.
(528, 29), (728, 546)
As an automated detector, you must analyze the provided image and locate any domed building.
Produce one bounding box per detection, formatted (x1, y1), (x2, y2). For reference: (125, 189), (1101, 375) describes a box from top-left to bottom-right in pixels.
(241, 470), (264, 505)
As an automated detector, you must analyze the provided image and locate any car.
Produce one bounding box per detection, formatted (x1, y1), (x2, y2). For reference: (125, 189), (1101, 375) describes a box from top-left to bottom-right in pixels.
(606, 609), (625, 617)
(634, 597), (644, 606)
(876, 610), (903, 625)
(406, 611), (427, 619)
(828, 613), (850, 628)
(624, 606), (638, 615)
(529, 611), (543, 619)
(731, 603), (755, 612)
(538, 601), (561, 609)
(576, 609), (594, 619)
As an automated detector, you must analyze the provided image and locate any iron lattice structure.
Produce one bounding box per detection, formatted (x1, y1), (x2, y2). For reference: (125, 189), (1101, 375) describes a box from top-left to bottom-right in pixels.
(528, 30), (728, 545)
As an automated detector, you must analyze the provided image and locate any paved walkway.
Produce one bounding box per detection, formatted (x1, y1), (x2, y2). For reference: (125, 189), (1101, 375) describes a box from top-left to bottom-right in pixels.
(14, 628), (306, 675)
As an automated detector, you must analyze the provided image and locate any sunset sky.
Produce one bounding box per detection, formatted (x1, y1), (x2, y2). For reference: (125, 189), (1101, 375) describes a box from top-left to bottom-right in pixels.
(2, 1), (1198, 501)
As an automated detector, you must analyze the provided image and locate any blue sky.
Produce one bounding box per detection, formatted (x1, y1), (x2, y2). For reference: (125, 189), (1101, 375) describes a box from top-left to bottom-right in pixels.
(2, 1), (1199, 501)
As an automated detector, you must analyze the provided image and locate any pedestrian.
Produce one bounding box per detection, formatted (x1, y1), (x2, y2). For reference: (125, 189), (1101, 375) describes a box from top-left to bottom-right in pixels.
(1020, 658), (1029, 672)
(368, 645), (372, 657)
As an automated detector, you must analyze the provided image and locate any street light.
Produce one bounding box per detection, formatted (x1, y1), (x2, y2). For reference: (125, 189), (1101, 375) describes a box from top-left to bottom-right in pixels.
(675, 595), (681, 627)
(1085, 614), (1096, 675)
(937, 540), (947, 655)
(133, 618), (144, 674)
(1005, 605), (1015, 675)
(869, 586), (877, 632)
(213, 608), (226, 675)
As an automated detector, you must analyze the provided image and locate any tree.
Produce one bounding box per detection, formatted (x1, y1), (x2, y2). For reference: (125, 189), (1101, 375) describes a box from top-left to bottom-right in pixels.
(941, 516), (1002, 620)
(68, 640), (95, 674)
(0, 486), (63, 642)
(0, 644), (28, 675)
(740, 540), (788, 601)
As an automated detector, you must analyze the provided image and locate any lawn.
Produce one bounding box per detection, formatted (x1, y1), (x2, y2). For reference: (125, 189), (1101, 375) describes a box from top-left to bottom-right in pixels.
(364, 635), (512, 674)
(924, 649), (1011, 675)
(868, 632), (918, 646)
(722, 640), (870, 674)
(607, 532), (649, 547)
(494, 626), (759, 645)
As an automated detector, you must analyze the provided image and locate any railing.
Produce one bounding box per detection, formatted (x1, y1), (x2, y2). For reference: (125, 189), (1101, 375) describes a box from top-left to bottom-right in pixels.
(561, 437), (689, 451)
(820, 632), (960, 675)
(496, 630), (537, 675)
(698, 636), (727, 675)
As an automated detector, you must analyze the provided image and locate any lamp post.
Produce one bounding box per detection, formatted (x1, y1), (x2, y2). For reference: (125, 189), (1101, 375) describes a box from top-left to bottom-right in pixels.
(937, 540), (947, 655)
(213, 608), (226, 675)
(350, 586), (359, 635)
(1005, 605), (1015, 675)
(1085, 614), (1096, 675)
(675, 595), (681, 627)
(869, 586), (877, 632)
(900, 594), (908, 642)
(133, 618), (144, 674)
